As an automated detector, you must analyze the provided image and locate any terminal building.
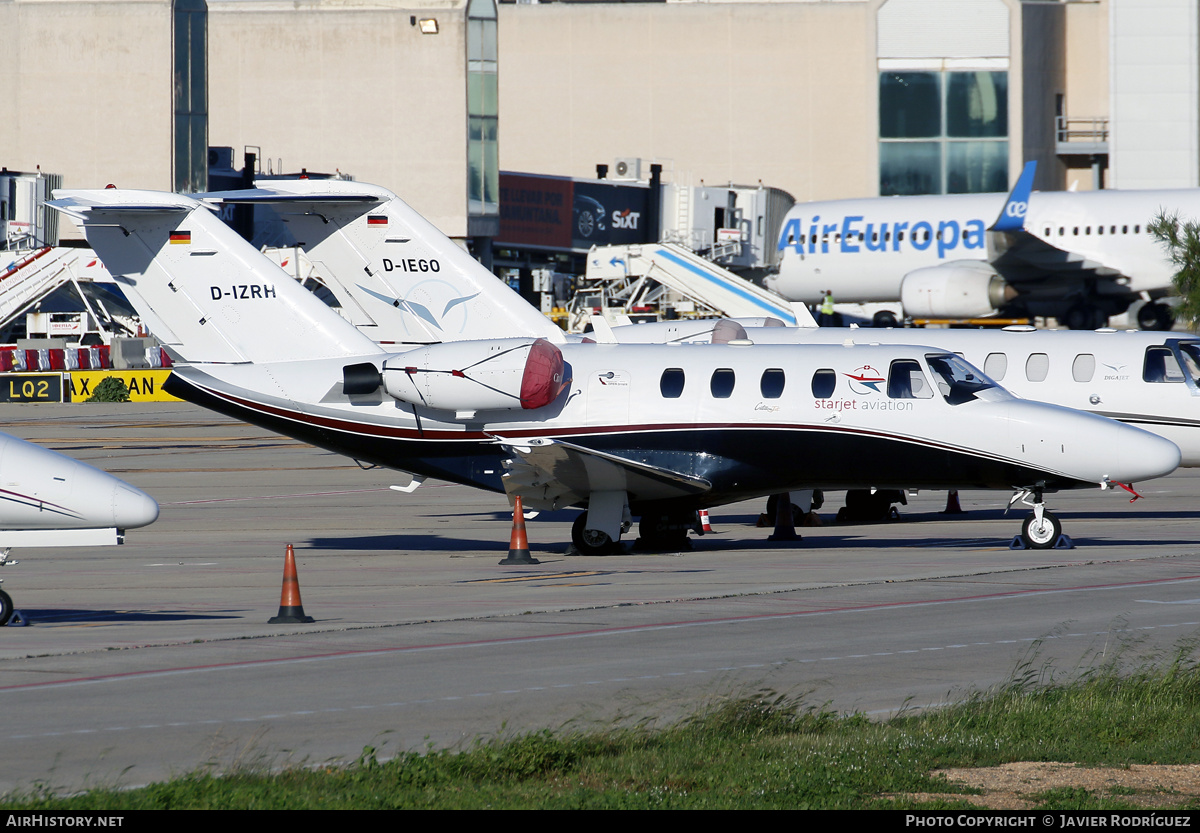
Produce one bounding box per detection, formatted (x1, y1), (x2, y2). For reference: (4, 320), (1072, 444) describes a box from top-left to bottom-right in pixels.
(1, 0), (1198, 259)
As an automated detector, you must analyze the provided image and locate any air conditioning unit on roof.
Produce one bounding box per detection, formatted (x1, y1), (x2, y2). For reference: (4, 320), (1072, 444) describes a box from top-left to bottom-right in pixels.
(612, 158), (643, 180)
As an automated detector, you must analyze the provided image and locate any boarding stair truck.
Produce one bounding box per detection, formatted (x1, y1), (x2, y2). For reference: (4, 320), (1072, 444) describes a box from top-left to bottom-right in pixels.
(573, 242), (806, 331)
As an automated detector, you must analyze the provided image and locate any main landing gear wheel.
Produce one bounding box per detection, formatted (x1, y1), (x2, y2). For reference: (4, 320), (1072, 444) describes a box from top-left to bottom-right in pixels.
(0, 589), (13, 626)
(1021, 511), (1062, 549)
(572, 513), (616, 555)
(1137, 302), (1176, 332)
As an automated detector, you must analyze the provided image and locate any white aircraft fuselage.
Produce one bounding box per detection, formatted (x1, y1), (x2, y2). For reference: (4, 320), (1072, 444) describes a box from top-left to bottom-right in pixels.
(50, 188), (1182, 551)
(768, 186), (1200, 323)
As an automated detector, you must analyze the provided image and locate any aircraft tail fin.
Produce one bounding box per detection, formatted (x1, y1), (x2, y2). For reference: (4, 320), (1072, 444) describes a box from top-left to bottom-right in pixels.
(49, 190), (380, 365)
(990, 160), (1037, 233)
(200, 181), (567, 345)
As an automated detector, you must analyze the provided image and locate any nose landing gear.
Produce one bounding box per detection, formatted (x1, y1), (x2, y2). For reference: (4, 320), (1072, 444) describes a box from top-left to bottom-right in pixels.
(1009, 488), (1072, 550)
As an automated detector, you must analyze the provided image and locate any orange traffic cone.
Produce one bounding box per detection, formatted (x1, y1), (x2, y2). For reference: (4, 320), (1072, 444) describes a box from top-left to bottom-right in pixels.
(698, 509), (712, 534)
(500, 496), (540, 565)
(942, 489), (966, 514)
(268, 544), (314, 624)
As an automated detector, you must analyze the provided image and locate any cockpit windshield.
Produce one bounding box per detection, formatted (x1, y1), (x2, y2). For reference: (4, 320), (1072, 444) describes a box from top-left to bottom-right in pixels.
(924, 353), (1008, 405)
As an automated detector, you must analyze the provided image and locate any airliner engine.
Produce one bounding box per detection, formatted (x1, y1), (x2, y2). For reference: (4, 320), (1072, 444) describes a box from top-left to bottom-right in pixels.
(359, 338), (566, 413)
(899, 261), (1016, 318)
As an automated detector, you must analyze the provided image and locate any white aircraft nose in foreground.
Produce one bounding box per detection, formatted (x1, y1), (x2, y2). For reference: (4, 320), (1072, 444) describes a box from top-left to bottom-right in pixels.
(50, 188), (1180, 555)
(0, 431), (160, 623)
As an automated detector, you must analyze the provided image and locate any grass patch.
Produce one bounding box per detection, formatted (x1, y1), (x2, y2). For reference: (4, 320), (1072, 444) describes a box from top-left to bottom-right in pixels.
(9, 653), (1200, 809)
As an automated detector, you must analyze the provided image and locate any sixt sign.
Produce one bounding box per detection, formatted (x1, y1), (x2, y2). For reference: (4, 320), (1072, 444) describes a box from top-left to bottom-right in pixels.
(777, 215), (988, 260)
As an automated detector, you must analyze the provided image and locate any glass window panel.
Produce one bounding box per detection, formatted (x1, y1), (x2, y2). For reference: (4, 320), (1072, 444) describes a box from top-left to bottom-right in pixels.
(660, 368), (685, 398)
(811, 369), (836, 399)
(983, 352), (1007, 381)
(483, 20), (497, 63)
(468, 19), (482, 61)
(880, 72), (941, 138)
(880, 142), (942, 196)
(946, 72), (1007, 138)
(887, 359), (932, 399)
(946, 141), (1008, 194)
(1071, 354), (1095, 383)
(468, 73), (482, 115)
(1025, 353), (1049, 382)
(760, 368), (785, 399)
(482, 72), (498, 117)
(710, 368), (736, 399)
(1143, 346), (1185, 383)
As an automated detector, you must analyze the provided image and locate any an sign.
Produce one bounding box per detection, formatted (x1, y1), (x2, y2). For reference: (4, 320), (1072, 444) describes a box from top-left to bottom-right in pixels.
(66, 370), (181, 402)
(498, 172), (652, 251)
(0, 373), (63, 403)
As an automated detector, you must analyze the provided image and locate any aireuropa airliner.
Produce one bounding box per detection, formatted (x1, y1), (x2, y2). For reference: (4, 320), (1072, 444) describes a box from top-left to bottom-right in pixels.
(768, 161), (1197, 330)
(0, 432), (159, 623)
(200, 180), (1200, 471)
(51, 189), (1180, 552)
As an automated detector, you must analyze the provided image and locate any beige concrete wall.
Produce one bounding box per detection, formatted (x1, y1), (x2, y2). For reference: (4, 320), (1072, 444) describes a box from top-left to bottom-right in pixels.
(0, 0), (173, 193)
(208, 0), (471, 236)
(1065, 0), (1108, 123)
(498, 2), (875, 202)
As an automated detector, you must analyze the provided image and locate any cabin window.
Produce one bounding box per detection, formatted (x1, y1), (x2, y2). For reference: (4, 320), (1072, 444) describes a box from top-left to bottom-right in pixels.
(710, 368), (736, 398)
(1143, 347), (1185, 383)
(811, 368), (836, 398)
(1072, 354), (1095, 382)
(660, 368), (686, 398)
(887, 359), (932, 399)
(1025, 353), (1049, 382)
(760, 368), (786, 399)
(983, 352), (1007, 381)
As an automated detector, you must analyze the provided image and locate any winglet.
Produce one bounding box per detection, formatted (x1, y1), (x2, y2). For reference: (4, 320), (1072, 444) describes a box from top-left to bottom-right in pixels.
(990, 160), (1037, 233)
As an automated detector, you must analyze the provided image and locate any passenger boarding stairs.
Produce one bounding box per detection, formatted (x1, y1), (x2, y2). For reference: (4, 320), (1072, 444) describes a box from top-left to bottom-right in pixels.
(577, 242), (806, 330)
(0, 247), (84, 332)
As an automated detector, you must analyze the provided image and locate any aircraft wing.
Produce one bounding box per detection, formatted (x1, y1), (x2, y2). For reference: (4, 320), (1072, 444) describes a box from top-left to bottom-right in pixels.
(986, 161), (1125, 284)
(494, 435), (712, 511)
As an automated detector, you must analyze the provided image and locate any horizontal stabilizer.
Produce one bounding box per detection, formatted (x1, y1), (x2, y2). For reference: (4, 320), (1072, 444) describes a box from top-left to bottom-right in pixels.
(49, 189), (381, 365)
(203, 180), (567, 345)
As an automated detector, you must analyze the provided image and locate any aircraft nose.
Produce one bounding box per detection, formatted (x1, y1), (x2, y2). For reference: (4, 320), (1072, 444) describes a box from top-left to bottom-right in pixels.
(112, 483), (160, 530)
(1116, 423), (1181, 484)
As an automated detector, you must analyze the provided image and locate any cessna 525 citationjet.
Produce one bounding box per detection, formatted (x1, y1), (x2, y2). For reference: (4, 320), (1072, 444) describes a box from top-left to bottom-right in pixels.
(0, 431), (159, 623)
(197, 181), (1200, 470)
(51, 189), (1180, 552)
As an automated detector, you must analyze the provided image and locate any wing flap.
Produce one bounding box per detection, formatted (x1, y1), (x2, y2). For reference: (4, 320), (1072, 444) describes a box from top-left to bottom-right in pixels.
(495, 436), (712, 510)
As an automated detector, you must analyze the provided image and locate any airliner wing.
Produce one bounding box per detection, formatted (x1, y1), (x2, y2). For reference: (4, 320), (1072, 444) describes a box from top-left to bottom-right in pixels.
(494, 435), (712, 510)
(986, 161), (1124, 283)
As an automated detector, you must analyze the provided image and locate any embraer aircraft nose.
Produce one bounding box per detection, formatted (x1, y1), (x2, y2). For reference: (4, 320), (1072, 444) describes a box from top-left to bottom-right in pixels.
(112, 484), (160, 530)
(1116, 423), (1182, 484)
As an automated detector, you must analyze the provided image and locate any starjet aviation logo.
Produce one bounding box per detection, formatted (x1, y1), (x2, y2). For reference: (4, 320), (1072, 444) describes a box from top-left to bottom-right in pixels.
(845, 365), (885, 395)
(777, 214), (988, 260)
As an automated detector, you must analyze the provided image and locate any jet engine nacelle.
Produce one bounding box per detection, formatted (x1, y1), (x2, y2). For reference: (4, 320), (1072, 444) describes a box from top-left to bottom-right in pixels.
(379, 338), (567, 413)
(899, 261), (1015, 319)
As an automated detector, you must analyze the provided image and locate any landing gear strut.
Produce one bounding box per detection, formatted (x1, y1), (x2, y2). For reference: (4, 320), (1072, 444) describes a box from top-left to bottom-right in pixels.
(1010, 488), (1067, 549)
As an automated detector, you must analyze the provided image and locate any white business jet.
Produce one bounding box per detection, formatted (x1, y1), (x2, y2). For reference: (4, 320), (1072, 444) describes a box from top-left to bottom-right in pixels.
(50, 189), (1180, 552)
(768, 161), (1197, 330)
(0, 432), (159, 623)
(199, 181), (1200, 470)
